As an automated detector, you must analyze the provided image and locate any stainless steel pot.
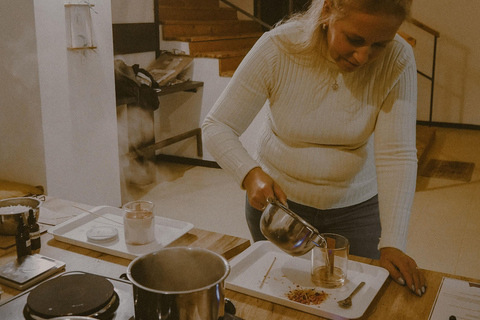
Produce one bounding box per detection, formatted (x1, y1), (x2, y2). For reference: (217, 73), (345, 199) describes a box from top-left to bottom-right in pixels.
(260, 198), (326, 256)
(127, 247), (230, 320)
(0, 197), (42, 235)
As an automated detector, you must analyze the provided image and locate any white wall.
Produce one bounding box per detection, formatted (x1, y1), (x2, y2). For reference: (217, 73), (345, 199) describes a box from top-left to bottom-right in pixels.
(0, 0), (47, 188)
(0, 0), (122, 206)
(402, 1), (480, 125)
(111, 0), (153, 23)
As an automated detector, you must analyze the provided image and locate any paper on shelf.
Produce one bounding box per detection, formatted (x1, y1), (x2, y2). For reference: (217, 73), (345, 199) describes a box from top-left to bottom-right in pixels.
(429, 277), (480, 320)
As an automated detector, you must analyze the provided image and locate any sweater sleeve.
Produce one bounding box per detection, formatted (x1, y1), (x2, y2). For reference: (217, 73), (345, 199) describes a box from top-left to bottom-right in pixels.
(374, 47), (418, 251)
(202, 32), (277, 186)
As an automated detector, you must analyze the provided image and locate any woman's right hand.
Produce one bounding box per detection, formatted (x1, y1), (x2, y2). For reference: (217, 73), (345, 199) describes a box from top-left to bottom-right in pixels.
(242, 167), (287, 210)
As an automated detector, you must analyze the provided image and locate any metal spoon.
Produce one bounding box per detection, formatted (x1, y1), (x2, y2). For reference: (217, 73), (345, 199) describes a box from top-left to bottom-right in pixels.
(337, 281), (365, 308)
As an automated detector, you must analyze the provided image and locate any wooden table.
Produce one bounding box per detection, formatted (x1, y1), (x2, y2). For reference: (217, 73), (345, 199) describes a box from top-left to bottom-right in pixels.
(0, 198), (478, 319)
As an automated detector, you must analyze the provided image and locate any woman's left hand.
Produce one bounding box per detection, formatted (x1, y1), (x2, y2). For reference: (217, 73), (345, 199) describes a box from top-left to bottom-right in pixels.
(379, 247), (426, 297)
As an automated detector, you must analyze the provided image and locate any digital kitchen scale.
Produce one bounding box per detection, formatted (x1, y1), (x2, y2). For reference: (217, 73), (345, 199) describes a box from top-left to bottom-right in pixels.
(0, 254), (65, 290)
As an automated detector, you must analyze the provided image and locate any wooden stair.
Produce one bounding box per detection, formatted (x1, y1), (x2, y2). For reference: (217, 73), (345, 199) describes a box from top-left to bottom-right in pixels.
(159, 0), (263, 77)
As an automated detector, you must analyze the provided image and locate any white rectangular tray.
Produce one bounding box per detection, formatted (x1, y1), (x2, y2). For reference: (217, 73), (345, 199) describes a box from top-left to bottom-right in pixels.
(48, 205), (194, 260)
(226, 241), (389, 320)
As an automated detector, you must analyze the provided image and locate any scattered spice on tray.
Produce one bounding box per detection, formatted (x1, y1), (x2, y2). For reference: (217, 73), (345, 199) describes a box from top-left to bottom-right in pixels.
(286, 286), (329, 305)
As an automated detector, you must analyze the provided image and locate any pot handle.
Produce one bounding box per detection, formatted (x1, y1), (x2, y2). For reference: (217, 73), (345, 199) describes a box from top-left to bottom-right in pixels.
(221, 300), (244, 320)
(221, 313), (244, 320)
(267, 198), (327, 248)
(225, 298), (236, 315)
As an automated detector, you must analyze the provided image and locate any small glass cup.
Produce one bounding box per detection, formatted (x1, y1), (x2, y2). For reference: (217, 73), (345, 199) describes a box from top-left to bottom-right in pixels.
(122, 200), (155, 245)
(311, 233), (349, 288)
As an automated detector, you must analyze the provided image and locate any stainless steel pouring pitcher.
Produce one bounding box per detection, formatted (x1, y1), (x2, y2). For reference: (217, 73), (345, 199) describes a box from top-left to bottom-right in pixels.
(127, 247), (230, 320)
(260, 198), (326, 256)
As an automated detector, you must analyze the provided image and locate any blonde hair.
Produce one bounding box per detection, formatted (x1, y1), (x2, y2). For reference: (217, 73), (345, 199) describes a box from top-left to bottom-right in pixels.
(276, 0), (412, 54)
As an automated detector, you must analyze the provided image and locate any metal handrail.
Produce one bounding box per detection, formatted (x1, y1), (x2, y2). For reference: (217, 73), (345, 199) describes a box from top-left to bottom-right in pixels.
(409, 18), (440, 38)
(219, 0), (272, 30)
(407, 18), (440, 124)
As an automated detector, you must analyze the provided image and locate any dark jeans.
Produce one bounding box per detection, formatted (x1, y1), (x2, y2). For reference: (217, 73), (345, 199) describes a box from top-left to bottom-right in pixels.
(246, 195), (382, 259)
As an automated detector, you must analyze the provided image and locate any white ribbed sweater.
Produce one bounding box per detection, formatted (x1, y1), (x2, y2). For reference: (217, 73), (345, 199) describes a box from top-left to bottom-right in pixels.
(202, 22), (418, 251)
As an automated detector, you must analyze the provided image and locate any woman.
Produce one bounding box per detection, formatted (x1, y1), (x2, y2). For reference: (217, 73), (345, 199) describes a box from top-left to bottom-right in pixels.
(202, 0), (426, 296)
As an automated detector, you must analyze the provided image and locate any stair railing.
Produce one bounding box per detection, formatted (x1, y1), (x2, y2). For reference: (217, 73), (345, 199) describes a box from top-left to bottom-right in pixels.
(219, 0), (273, 30)
(408, 18), (440, 125)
